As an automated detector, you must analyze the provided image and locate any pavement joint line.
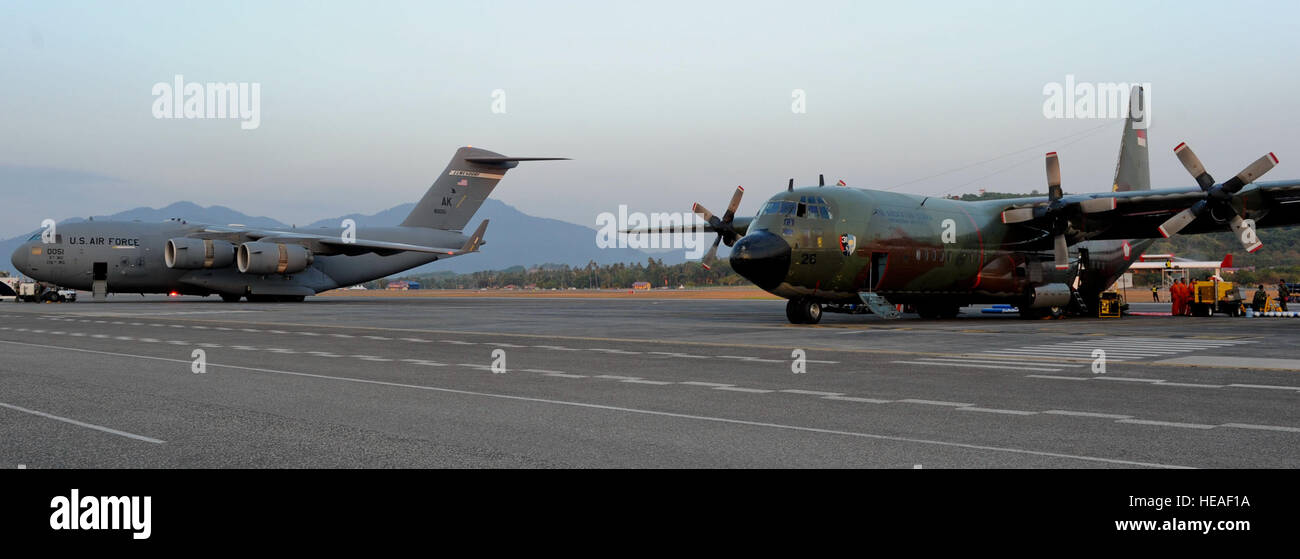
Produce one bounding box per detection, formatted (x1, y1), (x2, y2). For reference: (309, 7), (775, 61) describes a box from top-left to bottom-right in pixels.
(0, 338), (1198, 467)
(0, 402), (166, 444)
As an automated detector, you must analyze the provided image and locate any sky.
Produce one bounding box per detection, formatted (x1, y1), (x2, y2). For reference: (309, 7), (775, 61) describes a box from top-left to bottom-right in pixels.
(2, 0), (1298, 238)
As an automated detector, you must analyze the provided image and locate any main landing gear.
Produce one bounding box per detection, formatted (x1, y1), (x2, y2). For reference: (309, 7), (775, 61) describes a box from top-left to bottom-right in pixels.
(786, 298), (823, 324)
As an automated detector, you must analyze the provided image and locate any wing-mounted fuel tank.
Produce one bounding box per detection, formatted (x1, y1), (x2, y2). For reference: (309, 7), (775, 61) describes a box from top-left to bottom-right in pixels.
(237, 242), (314, 275)
(165, 238), (236, 269)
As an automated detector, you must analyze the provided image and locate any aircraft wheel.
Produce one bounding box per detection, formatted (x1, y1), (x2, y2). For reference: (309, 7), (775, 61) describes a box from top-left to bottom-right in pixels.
(786, 299), (806, 324)
(220, 294), (242, 303)
(786, 299), (821, 324)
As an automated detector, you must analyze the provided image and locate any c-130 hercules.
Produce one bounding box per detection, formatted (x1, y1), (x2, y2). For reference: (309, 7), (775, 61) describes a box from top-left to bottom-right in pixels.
(640, 90), (1300, 323)
(10, 147), (565, 301)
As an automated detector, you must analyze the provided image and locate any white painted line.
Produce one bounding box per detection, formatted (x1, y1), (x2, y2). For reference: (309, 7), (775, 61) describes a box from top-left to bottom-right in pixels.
(1219, 423), (1300, 433)
(1227, 384), (1300, 391)
(822, 395), (891, 404)
(1154, 382), (1224, 389)
(595, 375), (641, 380)
(893, 360), (1064, 372)
(1043, 410), (1133, 419)
(806, 359), (840, 364)
(401, 338), (430, 343)
(780, 389), (845, 397)
(493, 343), (526, 348)
(898, 399), (974, 407)
(1026, 374), (1090, 381)
(330, 334), (354, 338)
(1096, 377), (1162, 383)
(954, 357), (1084, 368)
(542, 372), (587, 379)
(621, 379), (674, 385)
(713, 386), (774, 393)
(519, 368), (567, 374)
(1116, 419), (1216, 430)
(0, 402), (165, 444)
(441, 340), (476, 345)
(0, 339), (1196, 469)
(679, 382), (734, 387)
(956, 407), (1037, 416)
(363, 336), (391, 340)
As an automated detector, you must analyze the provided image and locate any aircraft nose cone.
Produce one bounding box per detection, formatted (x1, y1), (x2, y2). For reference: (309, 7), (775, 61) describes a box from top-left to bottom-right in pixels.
(729, 231), (791, 291)
(10, 244), (27, 275)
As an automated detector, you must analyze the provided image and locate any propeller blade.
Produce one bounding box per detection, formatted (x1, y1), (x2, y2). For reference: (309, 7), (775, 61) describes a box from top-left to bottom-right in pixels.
(1054, 234), (1069, 270)
(1001, 208), (1036, 224)
(1079, 197), (1117, 213)
(692, 203), (716, 224)
(819, 174), (825, 187)
(700, 235), (722, 270)
(1045, 152), (1062, 201)
(1157, 206), (1200, 238)
(1229, 215), (1264, 253)
(1221, 153), (1279, 194)
(787, 178), (793, 192)
(722, 186), (744, 223)
(1174, 142), (1215, 190)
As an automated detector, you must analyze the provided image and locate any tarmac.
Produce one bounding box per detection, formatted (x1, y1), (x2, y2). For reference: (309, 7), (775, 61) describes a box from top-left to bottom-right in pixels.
(1, 296), (1296, 468)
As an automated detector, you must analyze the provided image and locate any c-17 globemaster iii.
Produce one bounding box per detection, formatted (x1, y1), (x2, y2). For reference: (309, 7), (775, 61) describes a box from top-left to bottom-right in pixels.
(9, 147), (565, 301)
(639, 90), (1300, 323)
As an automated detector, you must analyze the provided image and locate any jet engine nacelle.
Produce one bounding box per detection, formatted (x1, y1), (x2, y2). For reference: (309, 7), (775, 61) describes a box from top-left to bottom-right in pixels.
(237, 242), (314, 275)
(165, 238), (236, 269)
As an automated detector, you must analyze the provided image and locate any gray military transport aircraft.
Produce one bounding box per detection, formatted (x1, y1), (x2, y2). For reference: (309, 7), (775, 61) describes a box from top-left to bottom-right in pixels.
(9, 147), (564, 301)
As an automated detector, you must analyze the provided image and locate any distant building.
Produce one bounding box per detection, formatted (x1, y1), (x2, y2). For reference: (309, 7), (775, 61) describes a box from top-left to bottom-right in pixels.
(386, 280), (420, 291)
(632, 281), (652, 290)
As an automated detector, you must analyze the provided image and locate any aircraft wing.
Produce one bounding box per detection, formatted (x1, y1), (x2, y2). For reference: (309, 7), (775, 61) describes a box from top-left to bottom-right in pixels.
(999, 179), (1300, 247)
(189, 220), (490, 257)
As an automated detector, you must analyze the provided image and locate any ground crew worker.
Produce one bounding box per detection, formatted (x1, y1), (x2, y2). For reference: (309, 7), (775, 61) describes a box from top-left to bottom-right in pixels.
(1176, 278), (1191, 316)
(1151, 285), (1160, 303)
(1253, 285), (1268, 312)
(1279, 279), (1290, 312)
(1170, 279), (1184, 316)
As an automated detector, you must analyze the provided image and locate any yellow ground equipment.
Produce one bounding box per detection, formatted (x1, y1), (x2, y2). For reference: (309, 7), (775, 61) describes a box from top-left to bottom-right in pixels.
(1097, 291), (1124, 318)
(1189, 280), (1244, 317)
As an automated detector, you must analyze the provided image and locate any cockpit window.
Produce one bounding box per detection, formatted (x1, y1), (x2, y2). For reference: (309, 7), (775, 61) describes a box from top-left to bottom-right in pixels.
(27, 234), (41, 241)
(759, 198), (831, 219)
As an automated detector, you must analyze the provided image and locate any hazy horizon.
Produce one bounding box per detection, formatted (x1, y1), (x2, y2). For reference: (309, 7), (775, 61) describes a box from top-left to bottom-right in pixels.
(4, 0), (1298, 239)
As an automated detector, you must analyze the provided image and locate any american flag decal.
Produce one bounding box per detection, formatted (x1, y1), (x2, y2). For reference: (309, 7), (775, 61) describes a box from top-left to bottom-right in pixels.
(457, 179), (468, 186)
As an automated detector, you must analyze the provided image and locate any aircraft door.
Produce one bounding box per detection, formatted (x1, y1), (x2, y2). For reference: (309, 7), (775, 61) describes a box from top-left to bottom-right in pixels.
(869, 252), (889, 291)
(92, 262), (108, 301)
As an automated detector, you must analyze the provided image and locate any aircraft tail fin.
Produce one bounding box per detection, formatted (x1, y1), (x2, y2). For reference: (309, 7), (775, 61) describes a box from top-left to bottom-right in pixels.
(1111, 85), (1151, 192)
(401, 147), (567, 231)
(1221, 254), (1234, 269)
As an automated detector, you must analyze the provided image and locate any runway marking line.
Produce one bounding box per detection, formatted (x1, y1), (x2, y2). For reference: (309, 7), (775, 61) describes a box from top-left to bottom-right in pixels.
(0, 339), (1197, 468)
(0, 402), (165, 444)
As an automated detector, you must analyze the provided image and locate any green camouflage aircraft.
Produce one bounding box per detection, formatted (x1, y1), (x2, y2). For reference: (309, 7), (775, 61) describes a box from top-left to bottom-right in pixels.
(655, 94), (1300, 323)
